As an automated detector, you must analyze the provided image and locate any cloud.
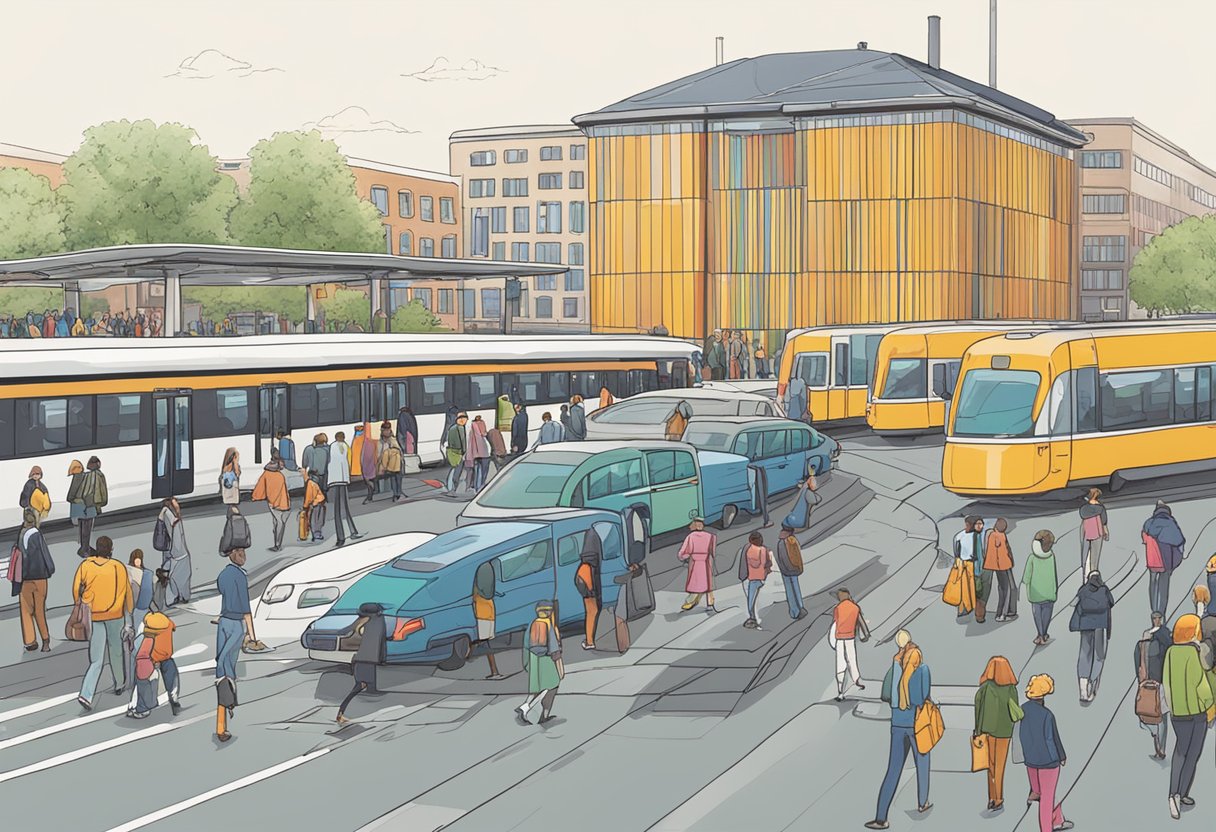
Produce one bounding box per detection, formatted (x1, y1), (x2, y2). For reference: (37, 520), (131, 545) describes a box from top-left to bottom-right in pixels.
(166, 49), (283, 80)
(403, 57), (505, 82)
(303, 106), (420, 137)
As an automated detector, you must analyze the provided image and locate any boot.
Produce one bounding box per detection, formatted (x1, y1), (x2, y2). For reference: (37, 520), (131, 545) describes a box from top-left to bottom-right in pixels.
(1079, 678), (1090, 703)
(975, 599), (986, 624)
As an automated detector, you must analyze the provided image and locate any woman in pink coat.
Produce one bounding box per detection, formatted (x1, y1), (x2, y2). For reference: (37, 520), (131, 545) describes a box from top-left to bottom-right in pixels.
(678, 518), (718, 614)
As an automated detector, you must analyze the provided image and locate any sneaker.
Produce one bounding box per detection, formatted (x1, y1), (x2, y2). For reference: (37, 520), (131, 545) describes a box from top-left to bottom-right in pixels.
(1006, 614), (1019, 621)
(1052, 823), (1073, 831)
(742, 619), (758, 629)
(126, 710), (149, 720)
(514, 706), (531, 726)
(351, 533), (364, 541)
(170, 700), (182, 716)
(834, 695), (844, 702)
(217, 732), (232, 743)
(864, 822), (889, 830)
(1181, 796), (1195, 807)
(538, 714), (556, 725)
(485, 674), (506, 681)
(1170, 795), (1180, 819)
(581, 642), (596, 650)
(856, 682), (866, 690)
(995, 615), (1007, 622)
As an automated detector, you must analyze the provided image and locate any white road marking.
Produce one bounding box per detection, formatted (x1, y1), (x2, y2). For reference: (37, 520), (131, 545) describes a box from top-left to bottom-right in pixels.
(0, 713), (209, 783)
(107, 749), (331, 832)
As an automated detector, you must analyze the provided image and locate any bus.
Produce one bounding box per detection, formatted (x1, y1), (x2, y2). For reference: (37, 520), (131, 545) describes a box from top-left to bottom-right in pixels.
(0, 334), (695, 529)
(775, 325), (902, 423)
(942, 324), (1216, 497)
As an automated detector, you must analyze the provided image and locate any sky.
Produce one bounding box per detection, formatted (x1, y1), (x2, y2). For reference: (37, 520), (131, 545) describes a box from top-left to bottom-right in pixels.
(5, 0), (1215, 173)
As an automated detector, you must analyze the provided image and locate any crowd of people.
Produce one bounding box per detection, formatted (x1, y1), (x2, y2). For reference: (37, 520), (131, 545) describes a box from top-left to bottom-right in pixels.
(0, 308), (163, 338)
(701, 328), (775, 381)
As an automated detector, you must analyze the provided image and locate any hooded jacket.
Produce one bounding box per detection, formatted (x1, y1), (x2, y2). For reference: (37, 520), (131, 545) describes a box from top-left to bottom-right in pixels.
(1143, 506), (1185, 571)
(1069, 572), (1115, 635)
(1021, 539), (1058, 604)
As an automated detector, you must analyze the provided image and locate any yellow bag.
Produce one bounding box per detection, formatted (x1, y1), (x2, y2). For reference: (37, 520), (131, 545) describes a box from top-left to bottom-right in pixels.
(942, 559), (963, 607)
(30, 488), (50, 514)
(298, 509), (310, 541)
(971, 734), (988, 772)
(914, 699), (945, 754)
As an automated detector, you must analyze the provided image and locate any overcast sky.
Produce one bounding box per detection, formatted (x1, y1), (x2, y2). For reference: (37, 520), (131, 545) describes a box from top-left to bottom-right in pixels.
(5, 0), (1214, 173)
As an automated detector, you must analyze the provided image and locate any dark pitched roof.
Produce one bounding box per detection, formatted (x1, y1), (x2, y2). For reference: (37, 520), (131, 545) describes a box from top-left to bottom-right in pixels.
(574, 49), (1087, 147)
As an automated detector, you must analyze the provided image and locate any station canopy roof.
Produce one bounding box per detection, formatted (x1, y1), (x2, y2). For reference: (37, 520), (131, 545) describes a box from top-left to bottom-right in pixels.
(0, 244), (565, 288)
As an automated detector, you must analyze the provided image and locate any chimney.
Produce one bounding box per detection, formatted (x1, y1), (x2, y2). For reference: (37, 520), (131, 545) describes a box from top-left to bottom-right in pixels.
(857, 41), (868, 50)
(715, 36), (724, 66)
(989, 0), (998, 87)
(927, 15), (941, 69)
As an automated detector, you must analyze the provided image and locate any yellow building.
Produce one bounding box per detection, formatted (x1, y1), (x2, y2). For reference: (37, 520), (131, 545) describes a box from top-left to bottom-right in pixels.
(573, 47), (1089, 344)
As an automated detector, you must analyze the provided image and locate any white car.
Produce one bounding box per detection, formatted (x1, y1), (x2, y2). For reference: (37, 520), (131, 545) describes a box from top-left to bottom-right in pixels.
(584, 388), (784, 440)
(253, 532), (436, 643)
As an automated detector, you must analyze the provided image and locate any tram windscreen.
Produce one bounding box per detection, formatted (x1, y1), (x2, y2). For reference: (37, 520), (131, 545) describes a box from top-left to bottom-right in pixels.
(952, 369), (1042, 438)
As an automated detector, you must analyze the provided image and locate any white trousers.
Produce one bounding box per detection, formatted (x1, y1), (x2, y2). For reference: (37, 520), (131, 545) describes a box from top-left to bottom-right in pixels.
(835, 638), (860, 690)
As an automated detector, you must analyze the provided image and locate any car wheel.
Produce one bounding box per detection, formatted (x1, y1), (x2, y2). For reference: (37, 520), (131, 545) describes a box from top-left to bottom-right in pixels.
(437, 635), (471, 671)
(718, 504), (738, 530)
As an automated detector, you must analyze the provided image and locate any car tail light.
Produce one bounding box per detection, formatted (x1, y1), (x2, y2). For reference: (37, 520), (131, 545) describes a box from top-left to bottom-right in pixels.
(391, 617), (425, 640)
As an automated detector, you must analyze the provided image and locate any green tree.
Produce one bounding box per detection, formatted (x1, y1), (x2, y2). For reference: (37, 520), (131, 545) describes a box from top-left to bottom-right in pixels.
(316, 287), (373, 331)
(59, 120), (236, 249)
(390, 299), (448, 333)
(0, 287), (63, 320)
(183, 286), (306, 325)
(0, 168), (66, 258)
(1130, 215), (1216, 316)
(230, 131), (385, 252)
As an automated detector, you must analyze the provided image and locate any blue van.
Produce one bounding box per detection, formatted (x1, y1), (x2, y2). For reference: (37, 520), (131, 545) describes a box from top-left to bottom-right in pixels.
(301, 510), (634, 670)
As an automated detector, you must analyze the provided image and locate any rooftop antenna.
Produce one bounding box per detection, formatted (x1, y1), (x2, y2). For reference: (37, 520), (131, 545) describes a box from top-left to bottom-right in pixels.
(715, 36), (724, 66)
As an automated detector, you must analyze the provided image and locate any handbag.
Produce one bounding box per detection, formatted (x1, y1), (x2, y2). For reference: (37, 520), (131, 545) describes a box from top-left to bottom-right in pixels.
(971, 734), (988, 772)
(65, 579), (92, 642)
(1135, 641), (1164, 725)
(152, 517), (172, 553)
(942, 559), (963, 607)
(914, 699), (945, 754)
(298, 509), (310, 541)
(8, 543), (22, 585)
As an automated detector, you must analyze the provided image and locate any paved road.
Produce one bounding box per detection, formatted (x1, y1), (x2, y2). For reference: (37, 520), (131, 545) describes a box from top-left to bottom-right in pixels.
(2, 437), (1210, 830)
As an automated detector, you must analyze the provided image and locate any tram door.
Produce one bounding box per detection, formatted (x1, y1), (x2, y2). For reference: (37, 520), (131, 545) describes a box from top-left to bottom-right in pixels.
(257, 384), (288, 464)
(360, 381), (387, 425)
(152, 390), (194, 499)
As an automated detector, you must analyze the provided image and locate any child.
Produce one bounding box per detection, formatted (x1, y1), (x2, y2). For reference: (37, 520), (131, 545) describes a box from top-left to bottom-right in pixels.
(127, 610), (180, 718)
(337, 603), (387, 724)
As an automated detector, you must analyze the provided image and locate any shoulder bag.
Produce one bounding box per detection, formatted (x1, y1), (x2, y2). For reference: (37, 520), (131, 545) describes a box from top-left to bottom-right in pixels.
(971, 734), (988, 772)
(65, 578), (92, 642)
(914, 698), (945, 754)
(152, 517), (172, 553)
(1135, 640), (1164, 724)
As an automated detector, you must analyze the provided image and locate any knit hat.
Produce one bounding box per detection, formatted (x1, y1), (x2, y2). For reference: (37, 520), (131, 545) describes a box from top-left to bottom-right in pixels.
(1026, 674), (1054, 699)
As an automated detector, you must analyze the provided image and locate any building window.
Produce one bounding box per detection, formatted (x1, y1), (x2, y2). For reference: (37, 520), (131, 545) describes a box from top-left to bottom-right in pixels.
(399, 231), (413, 256)
(470, 150), (496, 166)
(469, 179), (495, 198)
(398, 190), (414, 218)
(505, 149), (528, 164)
(538, 201), (562, 234)
(419, 237), (435, 257)
(481, 288), (501, 319)
(536, 275), (557, 291)
(511, 242), (530, 261)
(536, 297), (553, 318)
(568, 243), (584, 265)
(420, 196), (434, 222)
(563, 298), (579, 318)
(382, 224), (392, 253)
(513, 206), (530, 233)
(1080, 150), (1123, 169)
(440, 197), (455, 223)
(441, 234), (457, 258)
(540, 146), (563, 161)
(492, 241), (506, 260)
(412, 288), (432, 309)
(438, 288), (454, 314)
(569, 201), (585, 233)
(1082, 235), (1126, 262)
(570, 144), (586, 160)
(471, 211), (489, 256)
(1082, 194), (1126, 214)
(370, 186), (389, 216)
(1134, 156), (1179, 190)
(565, 269), (584, 292)
(503, 178), (528, 197)
(535, 242), (561, 264)
(462, 288), (476, 318)
(568, 170), (585, 189)
(538, 173), (562, 190)
(1081, 269), (1124, 291)
(491, 206), (507, 233)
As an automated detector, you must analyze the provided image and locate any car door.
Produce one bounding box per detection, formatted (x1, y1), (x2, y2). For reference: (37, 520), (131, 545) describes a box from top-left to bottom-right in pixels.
(555, 524), (589, 627)
(491, 536), (555, 634)
(760, 428), (794, 492)
(644, 449), (700, 530)
(787, 426), (814, 478)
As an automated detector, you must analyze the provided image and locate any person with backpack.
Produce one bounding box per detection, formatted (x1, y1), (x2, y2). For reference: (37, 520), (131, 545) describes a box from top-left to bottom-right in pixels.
(445, 412), (469, 495)
(830, 588), (869, 701)
(678, 518), (717, 614)
(18, 465), (50, 526)
(215, 546), (257, 743)
(13, 508), (55, 652)
(127, 610), (180, 719)
(974, 656), (1023, 812)
(276, 430), (298, 471)
(1022, 530), (1059, 646)
(155, 498), (192, 606)
(741, 531), (774, 630)
(774, 524), (807, 620)
(68, 456), (108, 557)
(336, 603), (387, 724)
(300, 475), (326, 542)
(515, 601), (563, 726)
(1019, 674), (1072, 831)
(1164, 613), (1215, 820)
(219, 448), (241, 506)
(1144, 500), (1186, 616)
(219, 505), (252, 557)
(1069, 570), (1115, 703)
(73, 536), (134, 710)
(1135, 612), (1173, 759)
(377, 421), (405, 503)
(866, 630), (932, 828)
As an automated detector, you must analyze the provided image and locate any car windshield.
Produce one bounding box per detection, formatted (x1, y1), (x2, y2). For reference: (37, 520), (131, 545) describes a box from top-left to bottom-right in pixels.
(476, 461), (577, 508)
(952, 369), (1042, 437)
(331, 576), (429, 614)
(681, 428), (733, 450)
(881, 359), (928, 399)
(593, 400), (678, 424)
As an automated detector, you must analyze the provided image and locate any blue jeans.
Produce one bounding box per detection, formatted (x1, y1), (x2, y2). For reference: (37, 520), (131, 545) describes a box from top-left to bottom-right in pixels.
(80, 617), (126, 703)
(875, 724), (930, 821)
(216, 617), (244, 680)
(446, 463), (462, 494)
(781, 574), (804, 618)
(745, 579), (764, 621)
(1031, 601), (1053, 639)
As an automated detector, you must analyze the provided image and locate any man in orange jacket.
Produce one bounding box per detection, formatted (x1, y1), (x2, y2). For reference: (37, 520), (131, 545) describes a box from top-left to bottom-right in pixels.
(252, 454), (291, 552)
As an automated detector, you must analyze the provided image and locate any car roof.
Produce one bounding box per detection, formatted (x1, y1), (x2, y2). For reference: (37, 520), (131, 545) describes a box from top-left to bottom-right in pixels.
(395, 522), (550, 568)
(685, 416), (807, 430)
(532, 439), (685, 455)
(270, 532), (437, 583)
(624, 388), (772, 402)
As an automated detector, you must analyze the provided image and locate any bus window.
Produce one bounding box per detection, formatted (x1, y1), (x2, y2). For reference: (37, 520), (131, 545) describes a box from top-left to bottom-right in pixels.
(0, 399), (13, 458)
(517, 373), (544, 403)
(672, 361), (689, 389)
(96, 394), (145, 445)
(547, 372), (570, 402)
(342, 382), (362, 422)
(195, 388), (253, 438)
(317, 384), (342, 425)
(1074, 368), (1098, 433)
(409, 376), (450, 414)
(291, 384), (319, 428)
(657, 361), (672, 389)
(469, 374), (497, 409)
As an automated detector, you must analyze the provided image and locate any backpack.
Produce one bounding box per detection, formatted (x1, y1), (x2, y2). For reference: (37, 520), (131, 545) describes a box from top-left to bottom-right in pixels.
(29, 488), (50, 514)
(152, 517), (172, 553)
(134, 637), (157, 681)
(1135, 640), (1163, 725)
(784, 536), (804, 573)
(736, 545), (749, 582)
(8, 543), (22, 587)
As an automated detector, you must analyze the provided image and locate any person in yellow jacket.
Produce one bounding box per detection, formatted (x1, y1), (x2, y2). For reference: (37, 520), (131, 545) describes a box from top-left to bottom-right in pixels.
(73, 536), (134, 710)
(495, 394), (515, 432)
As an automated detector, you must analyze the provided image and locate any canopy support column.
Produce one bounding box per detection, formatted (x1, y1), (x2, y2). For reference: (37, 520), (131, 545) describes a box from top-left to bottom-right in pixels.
(163, 270), (181, 337)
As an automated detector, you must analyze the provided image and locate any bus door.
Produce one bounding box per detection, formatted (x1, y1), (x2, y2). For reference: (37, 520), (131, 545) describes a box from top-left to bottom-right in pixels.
(359, 380), (389, 424)
(257, 384), (288, 464)
(828, 335), (850, 420)
(152, 390), (194, 499)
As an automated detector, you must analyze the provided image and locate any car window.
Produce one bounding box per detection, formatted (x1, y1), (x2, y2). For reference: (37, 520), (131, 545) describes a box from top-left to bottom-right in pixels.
(593, 400), (676, 424)
(689, 399), (739, 416)
(587, 458), (644, 499)
(497, 540), (553, 581)
(789, 428), (810, 452)
(593, 521), (623, 560)
(475, 461), (576, 509)
(733, 431), (761, 461)
(681, 428), (731, 450)
(558, 531), (585, 566)
(646, 451), (677, 485)
(674, 451), (696, 479)
(761, 430), (786, 457)
(809, 428), (824, 449)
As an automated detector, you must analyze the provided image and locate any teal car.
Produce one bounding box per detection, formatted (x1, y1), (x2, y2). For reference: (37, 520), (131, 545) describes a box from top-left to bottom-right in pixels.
(681, 416), (841, 495)
(459, 441), (761, 547)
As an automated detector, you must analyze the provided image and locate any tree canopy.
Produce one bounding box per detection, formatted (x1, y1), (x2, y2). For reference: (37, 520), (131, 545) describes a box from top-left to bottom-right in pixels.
(182, 286), (307, 325)
(0, 168), (66, 259)
(229, 131), (385, 252)
(391, 299), (448, 333)
(58, 119), (237, 249)
(1129, 215), (1216, 316)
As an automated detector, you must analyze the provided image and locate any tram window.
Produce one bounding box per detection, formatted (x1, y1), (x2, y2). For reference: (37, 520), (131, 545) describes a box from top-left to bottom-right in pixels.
(793, 353), (827, 388)
(834, 343), (849, 387)
(409, 376), (450, 414)
(96, 394), (144, 445)
(657, 361), (672, 390)
(342, 382), (362, 423)
(1048, 374), (1072, 437)
(0, 400), (13, 458)
(1100, 370), (1171, 431)
(1074, 368), (1098, 433)
(849, 335), (871, 386)
(881, 359), (928, 400)
(317, 384), (343, 425)
(516, 373), (544, 403)
(291, 385), (319, 428)
(469, 374), (497, 409)
(194, 388), (252, 438)
(630, 369), (658, 394)
(547, 372), (570, 402)
(1176, 368), (1198, 422)
(1200, 368), (1212, 421)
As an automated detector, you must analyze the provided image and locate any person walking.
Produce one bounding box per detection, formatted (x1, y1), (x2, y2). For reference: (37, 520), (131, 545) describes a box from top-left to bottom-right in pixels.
(353, 423), (377, 504)
(126, 549), (154, 634)
(218, 448), (241, 506)
(782, 471), (818, 532)
(984, 517), (1018, 622)
(866, 631), (932, 828)
(251, 456), (291, 553)
(1069, 570), (1115, 703)
(706, 329), (726, 381)
(486, 424), (508, 476)
(775, 524), (807, 620)
(510, 403), (530, 457)
(830, 588), (869, 701)
(783, 373), (809, 423)
(18, 466), (50, 526)
(14, 509), (55, 652)
(396, 406), (419, 457)
(575, 544), (601, 650)
(276, 431), (298, 471)
(466, 416), (492, 492)
(1135, 612), (1173, 759)
(532, 411), (564, 448)
(472, 561), (504, 680)
(1019, 674), (1072, 831)
(127, 610), (180, 719)
(156, 498), (193, 606)
(377, 421), (404, 503)
(336, 602), (387, 724)
(1023, 530), (1059, 646)
(215, 546), (256, 743)
(598, 386), (615, 410)
(1144, 500), (1186, 617)
(1079, 487), (1109, 575)
(73, 536), (134, 710)
(949, 515), (983, 620)
(559, 404), (571, 436)
(1164, 613), (1215, 818)
(974, 656), (1023, 812)
(219, 504), (252, 557)
(742, 531), (774, 629)
(326, 432), (360, 546)
(301, 434), (329, 538)
(567, 395), (587, 441)
(754, 341), (770, 379)
(68, 457), (108, 557)
(664, 401), (693, 441)
(515, 601), (563, 725)
(300, 474), (326, 543)
(445, 412), (469, 495)
(677, 518), (717, 614)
